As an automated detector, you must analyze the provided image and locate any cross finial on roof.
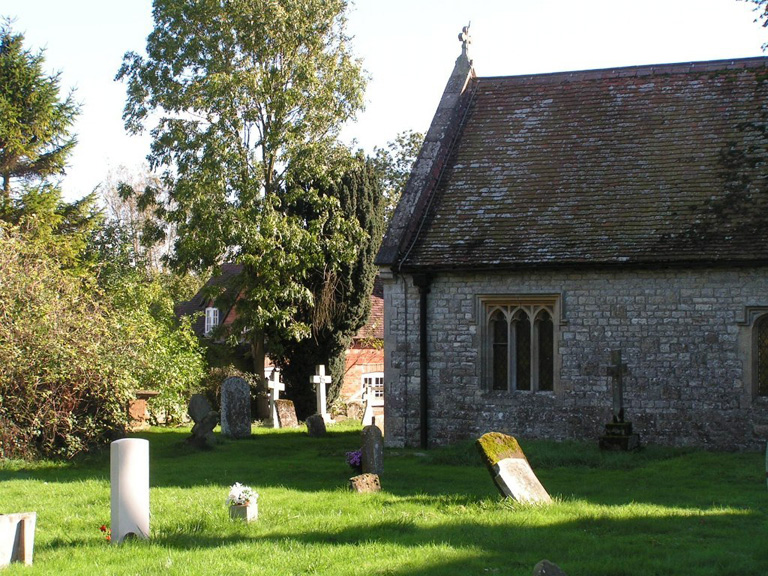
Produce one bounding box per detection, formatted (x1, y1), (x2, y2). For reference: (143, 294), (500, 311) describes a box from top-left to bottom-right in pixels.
(458, 23), (471, 58)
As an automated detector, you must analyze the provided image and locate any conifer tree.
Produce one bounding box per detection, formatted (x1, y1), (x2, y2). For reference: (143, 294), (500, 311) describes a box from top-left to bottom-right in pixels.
(0, 19), (78, 209)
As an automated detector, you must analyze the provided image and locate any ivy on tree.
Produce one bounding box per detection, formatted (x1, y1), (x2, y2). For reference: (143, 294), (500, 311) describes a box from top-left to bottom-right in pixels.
(117, 0), (368, 376)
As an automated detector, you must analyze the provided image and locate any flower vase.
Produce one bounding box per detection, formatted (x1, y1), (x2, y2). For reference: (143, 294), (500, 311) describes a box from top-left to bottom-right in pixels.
(229, 503), (257, 522)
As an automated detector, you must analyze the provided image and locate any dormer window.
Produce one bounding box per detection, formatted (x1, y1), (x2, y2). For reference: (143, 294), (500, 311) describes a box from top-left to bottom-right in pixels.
(204, 307), (220, 336)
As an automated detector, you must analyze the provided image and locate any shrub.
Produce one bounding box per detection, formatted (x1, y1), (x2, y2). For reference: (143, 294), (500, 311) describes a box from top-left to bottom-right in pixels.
(0, 227), (133, 459)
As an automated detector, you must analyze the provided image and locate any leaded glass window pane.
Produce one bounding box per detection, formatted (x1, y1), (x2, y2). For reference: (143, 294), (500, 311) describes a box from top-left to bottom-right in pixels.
(537, 310), (554, 391)
(515, 313), (531, 390)
(758, 316), (768, 396)
(491, 311), (508, 390)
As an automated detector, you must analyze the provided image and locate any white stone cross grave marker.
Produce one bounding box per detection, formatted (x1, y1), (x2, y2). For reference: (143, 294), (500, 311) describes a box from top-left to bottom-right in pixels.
(267, 368), (285, 429)
(311, 364), (332, 423)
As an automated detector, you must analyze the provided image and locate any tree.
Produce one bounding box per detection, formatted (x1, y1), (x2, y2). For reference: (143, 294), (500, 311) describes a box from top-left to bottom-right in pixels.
(373, 130), (423, 224)
(96, 165), (176, 272)
(117, 0), (367, 377)
(4, 183), (103, 275)
(273, 153), (385, 415)
(0, 18), (78, 209)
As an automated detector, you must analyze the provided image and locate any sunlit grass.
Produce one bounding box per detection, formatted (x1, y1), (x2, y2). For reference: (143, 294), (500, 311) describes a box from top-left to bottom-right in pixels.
(1, 422), (767, 575)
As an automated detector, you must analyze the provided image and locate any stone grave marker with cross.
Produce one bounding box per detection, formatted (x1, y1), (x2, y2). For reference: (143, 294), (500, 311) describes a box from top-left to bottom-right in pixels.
(311, 364), (333, 424)
(599, 349), (640, 451)
(266, 368), (285, 429)
(607, 349), (627, 423)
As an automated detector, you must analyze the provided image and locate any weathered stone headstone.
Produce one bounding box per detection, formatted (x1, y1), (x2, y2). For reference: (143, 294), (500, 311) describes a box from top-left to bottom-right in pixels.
(111, 438), (150, 543)
(306, 414), (327, 437)
(349, 473), (381, 493)
(533, 559), (568, 576)
(311, 364), (332, 423)
(476, 432), (552, 504)
(220, 376), (251, 439)
(188, 394), (212, 422)
(599, 350), (640, 451)
(187, 394), (218, 448)
(361, 425), (384, 475)
(0, 513), (36, 567)
(275, 399), (299, 428)
(267, 369), (285, 429)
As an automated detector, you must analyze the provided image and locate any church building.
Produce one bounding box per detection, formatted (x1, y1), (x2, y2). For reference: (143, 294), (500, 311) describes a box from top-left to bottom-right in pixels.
(376, 31), (768, 450)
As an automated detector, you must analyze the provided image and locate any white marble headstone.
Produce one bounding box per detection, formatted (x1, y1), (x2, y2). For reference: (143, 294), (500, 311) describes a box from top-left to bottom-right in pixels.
(492, 458), (552, 504)
(110, 438), (150, 543)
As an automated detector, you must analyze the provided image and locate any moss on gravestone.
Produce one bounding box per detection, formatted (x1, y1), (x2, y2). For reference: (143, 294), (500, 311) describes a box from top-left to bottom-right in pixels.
(475, 432), (527, 471)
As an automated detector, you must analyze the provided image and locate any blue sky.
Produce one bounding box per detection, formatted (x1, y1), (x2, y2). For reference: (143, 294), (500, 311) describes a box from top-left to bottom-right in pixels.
(5, 0), (767, 200)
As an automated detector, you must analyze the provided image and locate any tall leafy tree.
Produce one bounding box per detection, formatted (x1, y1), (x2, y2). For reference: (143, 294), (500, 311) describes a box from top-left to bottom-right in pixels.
(117, 0), (367, 377)
(274, 153), (385, 416)
(0, 18), (78, 209)
(373, 130), (423, 224)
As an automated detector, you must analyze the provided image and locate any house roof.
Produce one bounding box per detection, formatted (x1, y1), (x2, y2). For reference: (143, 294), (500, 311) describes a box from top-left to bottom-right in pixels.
(378, 54), (768, 272)
(354, 274), (383, 340)
(177, 264), (384, 341)
(175, 263), (243, 337)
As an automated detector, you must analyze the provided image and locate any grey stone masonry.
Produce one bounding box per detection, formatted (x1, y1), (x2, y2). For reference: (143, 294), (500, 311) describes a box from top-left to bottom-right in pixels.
(381, 266), (768, 451)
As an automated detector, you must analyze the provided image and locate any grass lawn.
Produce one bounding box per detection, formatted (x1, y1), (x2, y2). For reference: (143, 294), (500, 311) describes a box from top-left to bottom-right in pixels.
(1, 421), (767, 575)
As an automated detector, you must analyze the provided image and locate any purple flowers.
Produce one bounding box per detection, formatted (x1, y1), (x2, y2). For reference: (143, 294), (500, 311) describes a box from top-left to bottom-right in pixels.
(345, 449), (362, 469)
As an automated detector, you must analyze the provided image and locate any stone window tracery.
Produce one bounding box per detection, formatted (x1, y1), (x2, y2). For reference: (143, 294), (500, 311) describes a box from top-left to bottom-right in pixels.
(482, 297), (559, 392)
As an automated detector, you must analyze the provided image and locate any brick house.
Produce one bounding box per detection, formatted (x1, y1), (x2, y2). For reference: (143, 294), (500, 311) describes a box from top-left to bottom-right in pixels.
(177, 264), (384, 407)
(375, 38), (768, 450)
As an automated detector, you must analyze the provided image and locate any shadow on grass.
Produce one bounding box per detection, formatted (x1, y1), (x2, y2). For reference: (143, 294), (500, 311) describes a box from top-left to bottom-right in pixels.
(2, 426), (765, 510)
(67, 510), (766, 576)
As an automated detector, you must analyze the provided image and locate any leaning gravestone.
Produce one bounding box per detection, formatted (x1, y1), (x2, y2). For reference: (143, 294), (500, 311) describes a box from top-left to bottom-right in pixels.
(187, 394), (219, 448)
(306, 414), (327, 437)
(275, 399), (299, 428)
(220, 377), (251, 439)
(476, 432), (552, 504)
(361, 425), (384, 475)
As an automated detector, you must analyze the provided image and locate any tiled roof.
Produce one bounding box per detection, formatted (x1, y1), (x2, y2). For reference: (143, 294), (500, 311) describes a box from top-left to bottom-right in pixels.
(398, 57), (768, 271)
(175, 263), (243, 337)
(354, 275), (383, 340)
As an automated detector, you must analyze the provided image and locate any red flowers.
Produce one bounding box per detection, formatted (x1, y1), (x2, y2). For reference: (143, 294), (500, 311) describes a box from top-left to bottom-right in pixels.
(99, 524), (111, 542)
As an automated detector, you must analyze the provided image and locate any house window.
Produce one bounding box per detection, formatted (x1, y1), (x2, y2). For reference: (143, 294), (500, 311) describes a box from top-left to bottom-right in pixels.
(363, 372), (384, 399)
(204, 307), (220, 336)
(482, 297), (558, 392)
(756, 314), (768, 397)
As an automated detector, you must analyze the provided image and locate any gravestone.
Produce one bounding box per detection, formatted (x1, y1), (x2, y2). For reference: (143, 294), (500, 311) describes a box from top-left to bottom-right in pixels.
(349, 473), (381, 493)
(311, 364), (333, 423)
(267, 369), (285, 429)
(361, 425), (384, 475)
(111, 438), (150, 543)
(533, 559), (568, 576)
(220, 376), (251, 439)
(306, 414), (327, 437)
(128, 390), (159, 430)
(476, 432), (552, 504)
(187, 394), (218, 448)
(599, 350), (640, 451)
(0, 512), (36, 567)
(275, 399), (299, 428)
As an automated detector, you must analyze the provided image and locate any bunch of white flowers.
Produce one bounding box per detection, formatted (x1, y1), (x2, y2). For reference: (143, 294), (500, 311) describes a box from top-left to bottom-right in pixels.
(226, 482), (258, 506)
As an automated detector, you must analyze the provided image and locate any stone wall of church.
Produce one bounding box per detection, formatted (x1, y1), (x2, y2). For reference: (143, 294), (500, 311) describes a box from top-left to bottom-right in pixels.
(381, 267), (768, 451)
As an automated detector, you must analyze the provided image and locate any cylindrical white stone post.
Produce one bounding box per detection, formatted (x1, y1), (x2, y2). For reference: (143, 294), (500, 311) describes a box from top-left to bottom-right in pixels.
(110, 438), (149, 543)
